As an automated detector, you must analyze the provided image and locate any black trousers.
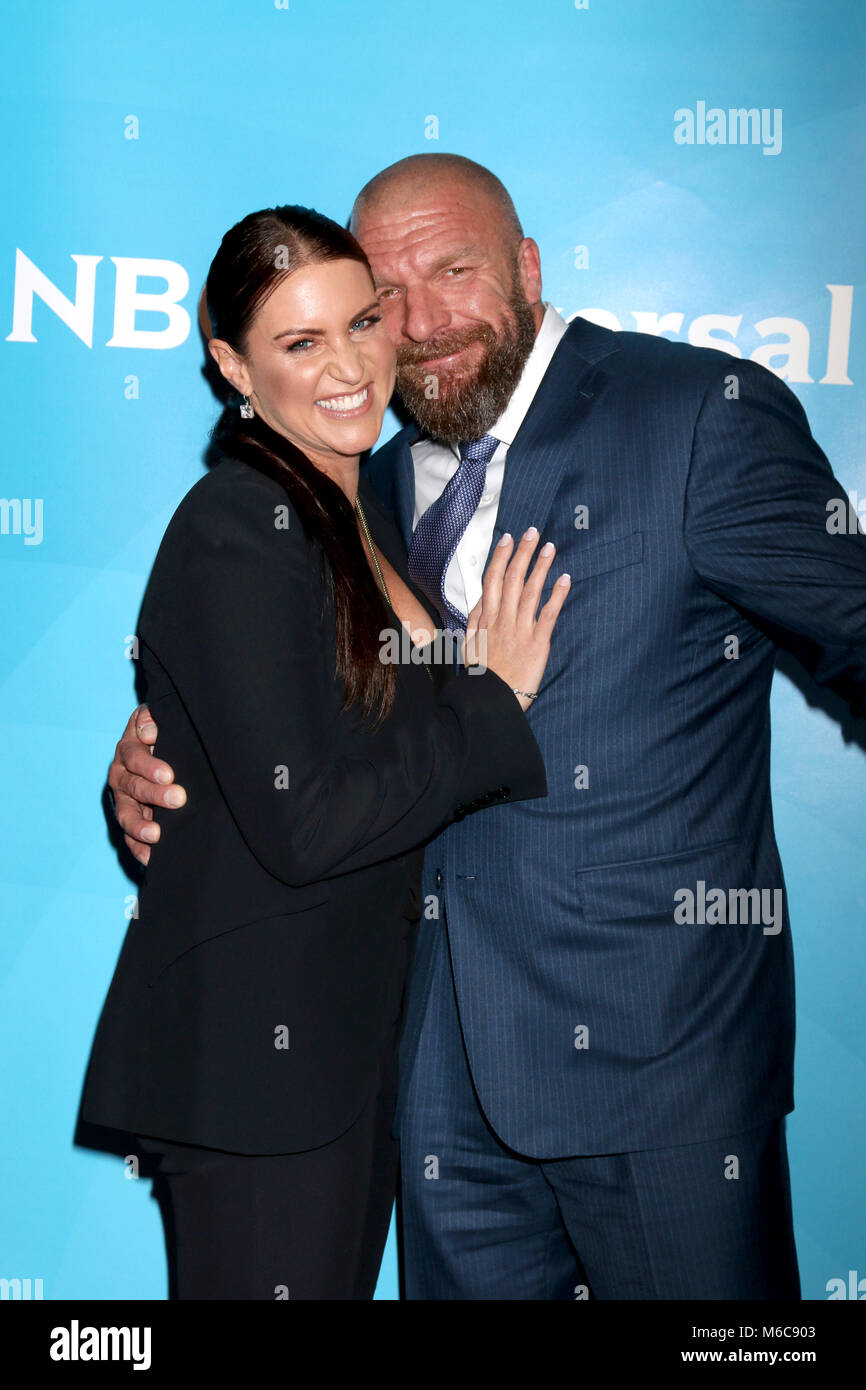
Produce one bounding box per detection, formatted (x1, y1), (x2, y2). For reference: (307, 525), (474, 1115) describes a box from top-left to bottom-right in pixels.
(137, 1016), (400, 1300)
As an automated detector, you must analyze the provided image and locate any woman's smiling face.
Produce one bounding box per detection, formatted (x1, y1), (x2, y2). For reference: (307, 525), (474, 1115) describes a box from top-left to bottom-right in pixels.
(210, 257), (397, 483)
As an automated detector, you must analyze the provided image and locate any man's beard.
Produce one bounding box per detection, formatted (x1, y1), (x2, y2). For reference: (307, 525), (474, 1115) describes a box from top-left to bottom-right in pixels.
(394, 270), (538, 445)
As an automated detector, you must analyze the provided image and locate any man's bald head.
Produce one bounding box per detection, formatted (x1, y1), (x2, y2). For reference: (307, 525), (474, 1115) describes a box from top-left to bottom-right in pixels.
(350, 153), (523, 248)
(347, 152), (542, 444)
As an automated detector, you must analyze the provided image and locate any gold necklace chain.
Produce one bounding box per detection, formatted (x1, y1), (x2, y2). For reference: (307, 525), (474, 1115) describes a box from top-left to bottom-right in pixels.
(354, 494), (392, 607)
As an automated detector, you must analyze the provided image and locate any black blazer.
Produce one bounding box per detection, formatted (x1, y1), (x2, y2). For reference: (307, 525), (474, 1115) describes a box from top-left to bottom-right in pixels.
(80, 441), (547, 1154)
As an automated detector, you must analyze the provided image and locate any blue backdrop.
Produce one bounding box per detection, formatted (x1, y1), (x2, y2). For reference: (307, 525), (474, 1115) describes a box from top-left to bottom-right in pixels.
(1, 0), (863, 1300)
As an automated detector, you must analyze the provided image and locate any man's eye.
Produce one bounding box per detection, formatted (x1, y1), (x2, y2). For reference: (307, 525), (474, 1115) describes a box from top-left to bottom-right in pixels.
(444, 266), (467, 277)
(376, 287), (399, 301)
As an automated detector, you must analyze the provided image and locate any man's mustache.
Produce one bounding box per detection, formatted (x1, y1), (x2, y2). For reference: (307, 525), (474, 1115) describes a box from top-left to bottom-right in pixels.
(396, 324), (496, 371)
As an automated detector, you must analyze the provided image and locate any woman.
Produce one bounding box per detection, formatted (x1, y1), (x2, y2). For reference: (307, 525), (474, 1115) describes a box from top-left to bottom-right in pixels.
(80, 205), (570, 1299)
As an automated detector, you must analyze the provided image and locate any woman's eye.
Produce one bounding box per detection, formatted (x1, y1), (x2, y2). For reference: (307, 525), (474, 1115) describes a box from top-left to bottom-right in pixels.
(286, 339), (314, 353)
(350, 314), (382, 332)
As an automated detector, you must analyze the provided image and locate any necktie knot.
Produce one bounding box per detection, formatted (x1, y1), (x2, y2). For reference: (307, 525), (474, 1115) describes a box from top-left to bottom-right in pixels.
(458, 434), (500, 467)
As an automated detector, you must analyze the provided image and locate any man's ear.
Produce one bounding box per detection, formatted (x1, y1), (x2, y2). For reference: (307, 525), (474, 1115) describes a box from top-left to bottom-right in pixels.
(209, 338), (253, 397)
(516, 237), (543, 307)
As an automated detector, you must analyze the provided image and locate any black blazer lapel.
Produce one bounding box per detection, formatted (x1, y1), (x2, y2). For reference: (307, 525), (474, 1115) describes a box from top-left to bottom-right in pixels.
(357, 471), (442, 629)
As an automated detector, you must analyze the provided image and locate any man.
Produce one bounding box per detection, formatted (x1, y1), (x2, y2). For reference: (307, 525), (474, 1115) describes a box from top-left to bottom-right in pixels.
(111, 153), (866, 1299)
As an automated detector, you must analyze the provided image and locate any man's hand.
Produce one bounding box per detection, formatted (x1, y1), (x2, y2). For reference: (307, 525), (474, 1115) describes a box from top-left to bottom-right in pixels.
(109, 704), (186, 866)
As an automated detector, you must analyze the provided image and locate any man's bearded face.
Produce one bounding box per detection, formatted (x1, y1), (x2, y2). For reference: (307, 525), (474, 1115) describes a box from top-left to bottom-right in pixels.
(393, 263), (537, 445)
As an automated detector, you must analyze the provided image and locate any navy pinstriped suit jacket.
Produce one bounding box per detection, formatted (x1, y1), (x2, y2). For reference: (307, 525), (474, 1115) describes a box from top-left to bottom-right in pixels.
(366, 316), (866, 1159)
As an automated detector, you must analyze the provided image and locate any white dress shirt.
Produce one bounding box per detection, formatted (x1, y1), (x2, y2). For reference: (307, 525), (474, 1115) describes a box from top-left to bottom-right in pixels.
(410, 301), (569, 617)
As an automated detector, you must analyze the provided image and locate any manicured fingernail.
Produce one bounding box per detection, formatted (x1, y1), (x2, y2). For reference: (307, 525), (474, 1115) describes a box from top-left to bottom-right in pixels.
(164, 788), (185, 807)
(154, 768), (172, 784)
(557, 573), (571, 585)
(540, 542), (555, 557)
(523, 526), (538, 539)
(497, 532), (512, 546)
(137, 721), (157, 737)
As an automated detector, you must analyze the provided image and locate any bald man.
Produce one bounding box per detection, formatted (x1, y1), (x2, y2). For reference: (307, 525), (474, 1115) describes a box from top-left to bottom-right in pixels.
(111, 154), (866, 1299)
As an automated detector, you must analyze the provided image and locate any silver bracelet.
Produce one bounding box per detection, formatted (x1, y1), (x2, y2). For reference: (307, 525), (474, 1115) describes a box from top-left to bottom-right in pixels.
(513, 688), (539, 701)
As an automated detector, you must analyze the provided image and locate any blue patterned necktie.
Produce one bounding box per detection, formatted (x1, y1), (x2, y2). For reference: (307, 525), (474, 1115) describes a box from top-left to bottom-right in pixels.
(407, 434), (500, 631)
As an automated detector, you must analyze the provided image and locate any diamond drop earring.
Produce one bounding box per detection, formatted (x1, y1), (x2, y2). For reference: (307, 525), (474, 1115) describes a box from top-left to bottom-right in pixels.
(240, 395), (254, 419)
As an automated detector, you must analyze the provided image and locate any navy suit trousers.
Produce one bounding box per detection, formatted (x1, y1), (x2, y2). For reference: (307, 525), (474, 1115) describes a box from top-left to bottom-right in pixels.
(399, 912), (801, 1301)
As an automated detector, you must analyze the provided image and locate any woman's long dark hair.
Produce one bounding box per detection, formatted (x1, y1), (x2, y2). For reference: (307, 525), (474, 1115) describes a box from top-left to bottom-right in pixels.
(206, 205), (395, 725)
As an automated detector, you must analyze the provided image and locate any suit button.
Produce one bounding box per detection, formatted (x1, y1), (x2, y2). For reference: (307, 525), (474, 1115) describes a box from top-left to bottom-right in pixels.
(435, 869), (443, 887)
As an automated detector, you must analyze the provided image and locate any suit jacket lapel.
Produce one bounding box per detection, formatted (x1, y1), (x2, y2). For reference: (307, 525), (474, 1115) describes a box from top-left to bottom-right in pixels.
(392, 430), (419, 550)
(489, 318), (619, 572)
